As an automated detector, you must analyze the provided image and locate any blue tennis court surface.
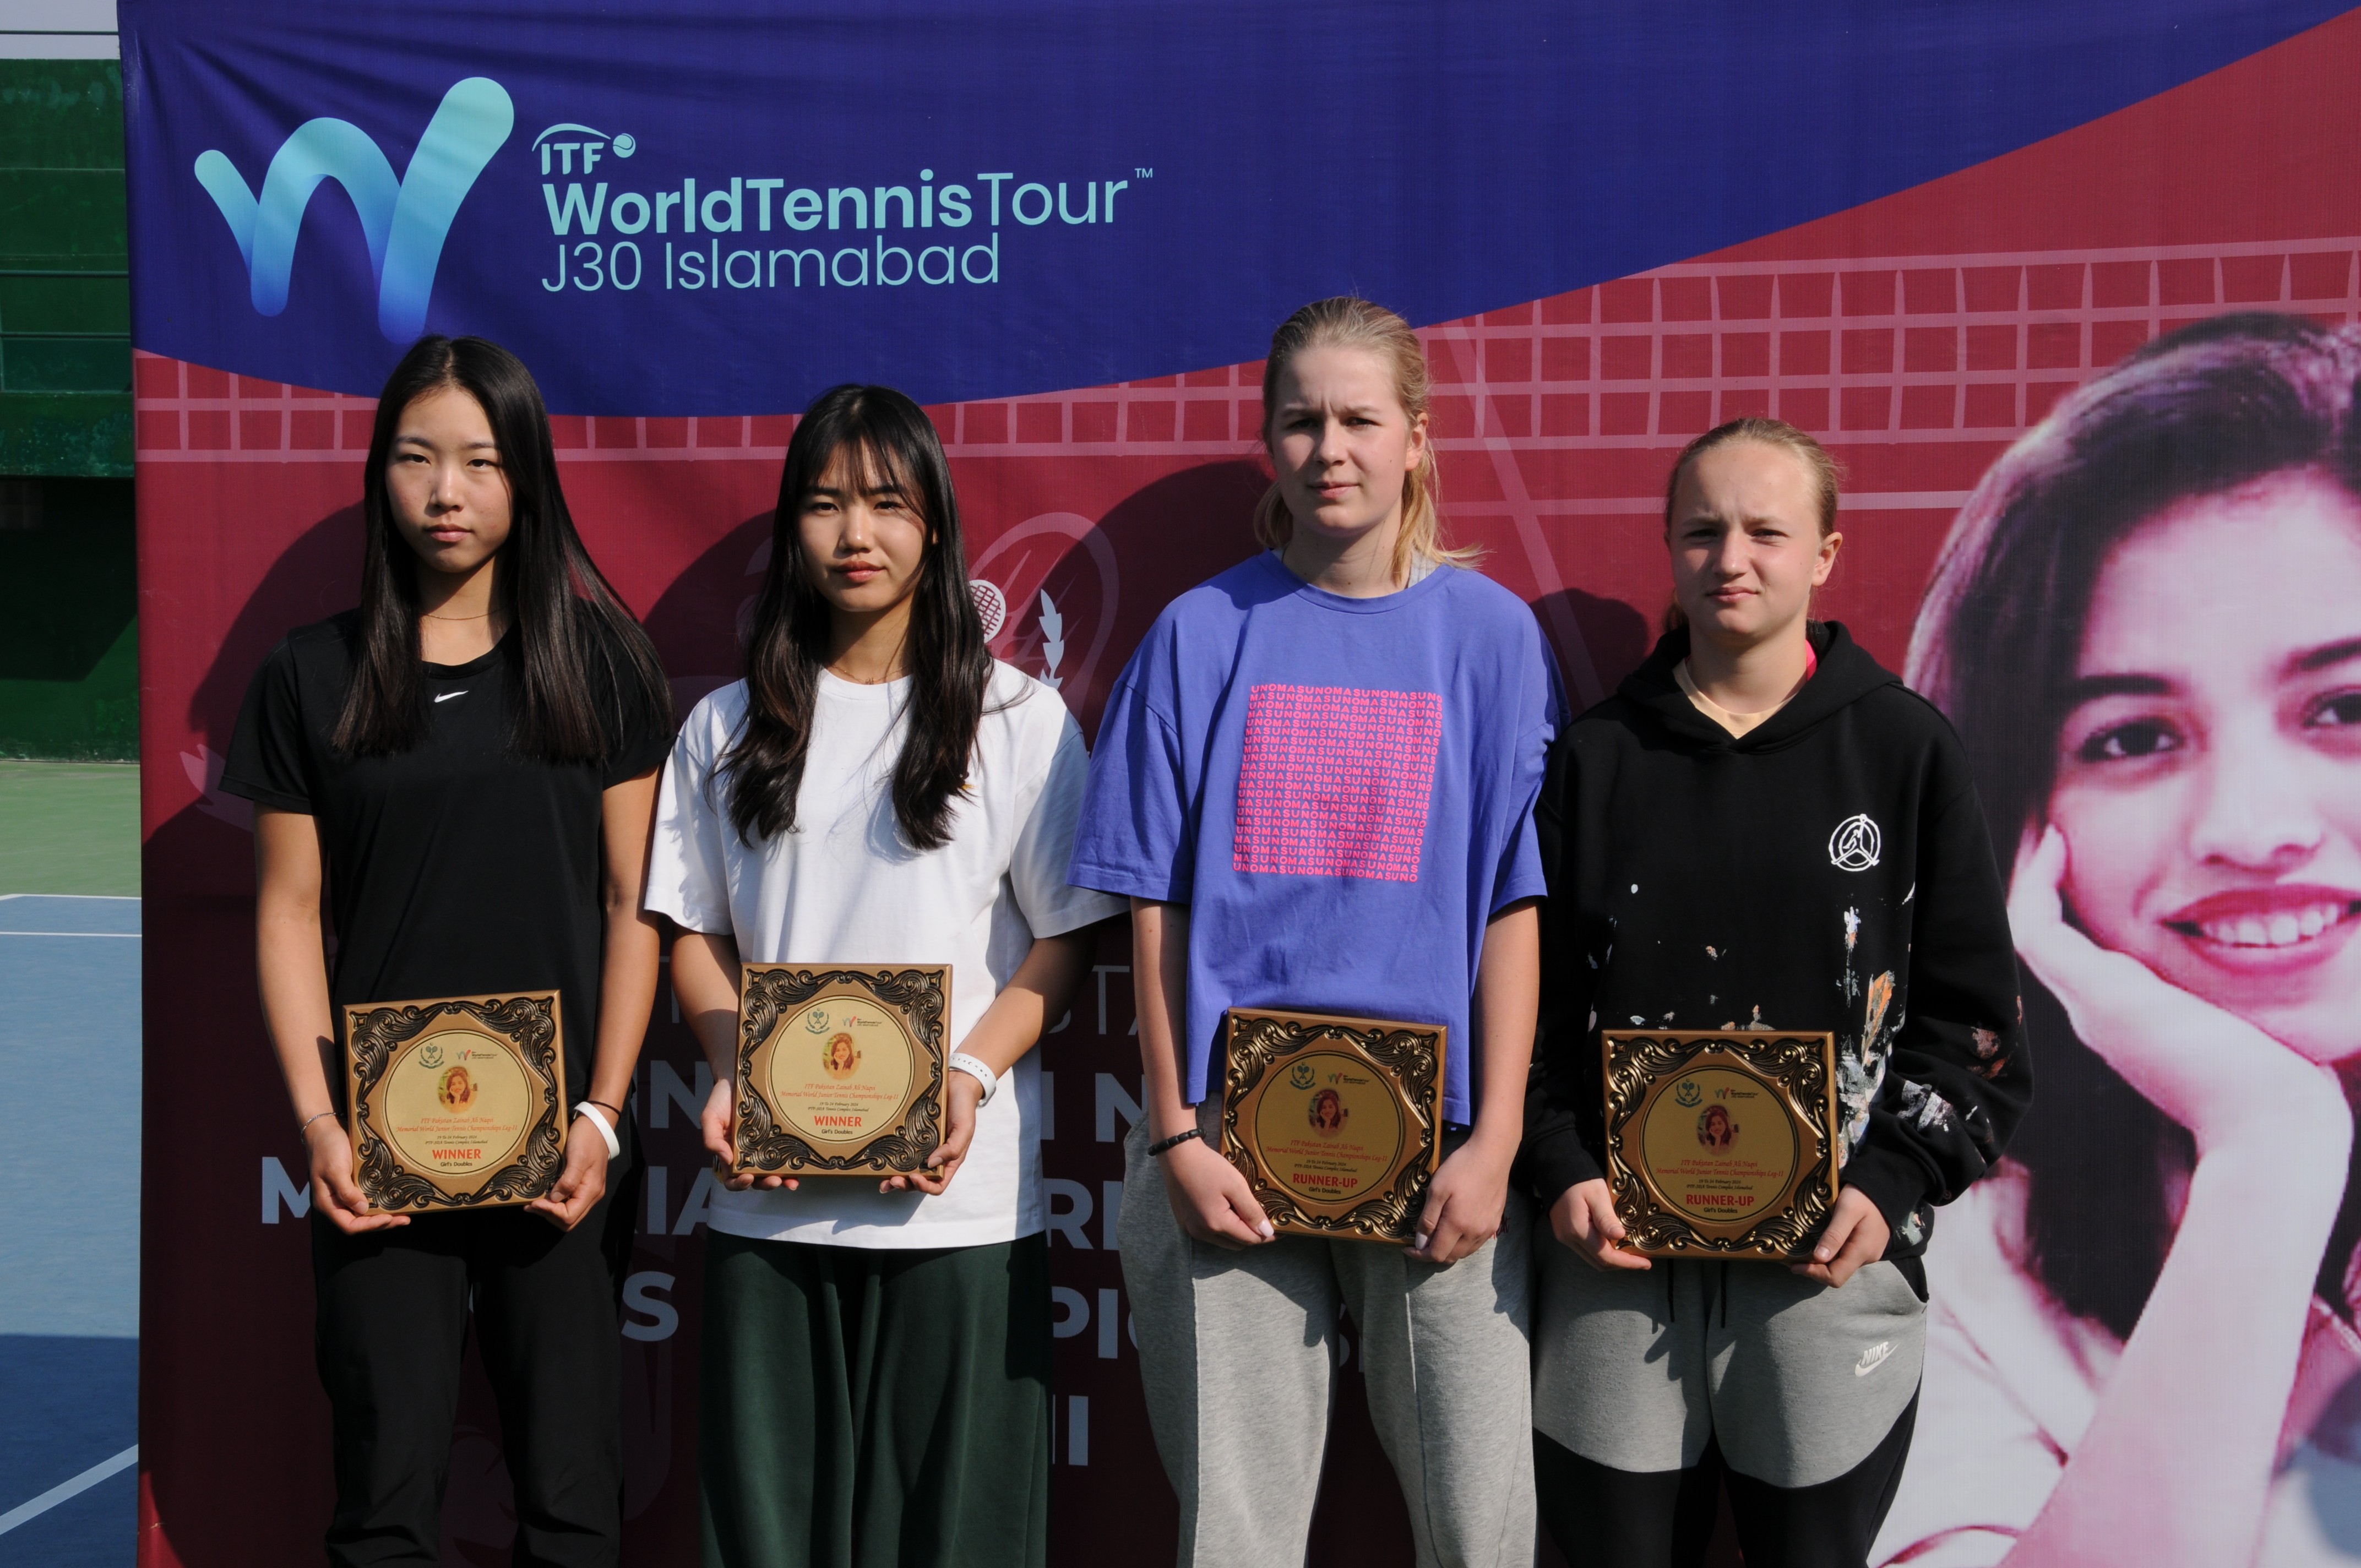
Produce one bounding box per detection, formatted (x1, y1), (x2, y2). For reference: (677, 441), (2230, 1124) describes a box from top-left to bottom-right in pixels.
(0, 895), (140, 1565)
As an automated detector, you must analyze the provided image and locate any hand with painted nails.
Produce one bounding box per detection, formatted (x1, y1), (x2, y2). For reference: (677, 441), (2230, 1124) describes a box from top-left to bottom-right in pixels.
(1406, 1131), (1514, 1266)
(1157, 1130), (1276, 1249)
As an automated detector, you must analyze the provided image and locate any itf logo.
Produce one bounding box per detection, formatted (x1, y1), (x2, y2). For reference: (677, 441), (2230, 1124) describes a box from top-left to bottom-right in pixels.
(192, 78), (514, 342)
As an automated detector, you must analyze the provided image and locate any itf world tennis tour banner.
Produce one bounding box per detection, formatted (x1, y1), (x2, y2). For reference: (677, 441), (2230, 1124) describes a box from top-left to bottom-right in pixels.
(120, 2), (2361, 1562)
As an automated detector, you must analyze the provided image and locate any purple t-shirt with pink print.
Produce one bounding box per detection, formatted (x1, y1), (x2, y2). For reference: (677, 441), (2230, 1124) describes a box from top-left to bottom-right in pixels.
(1068, 552), (1560, 1124)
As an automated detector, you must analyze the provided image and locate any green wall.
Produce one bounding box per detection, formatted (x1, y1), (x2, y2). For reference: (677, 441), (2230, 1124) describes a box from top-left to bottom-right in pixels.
(1, 59), (135, 759)
(1, 57), (130, 473)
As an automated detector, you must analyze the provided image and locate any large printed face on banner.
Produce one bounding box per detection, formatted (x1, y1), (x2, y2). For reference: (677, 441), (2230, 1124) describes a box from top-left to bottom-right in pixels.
(2052, 476), (2361, 1059)
(118, 5), (2361, 1568)
(1876, 309), (2361, 1563)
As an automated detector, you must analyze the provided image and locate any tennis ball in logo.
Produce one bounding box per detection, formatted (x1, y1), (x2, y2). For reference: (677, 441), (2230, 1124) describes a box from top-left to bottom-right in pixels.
(1674, 1078), (1704, 1107)
(612, 133), (636, 157)
(1290, 1061), (1317, 1090)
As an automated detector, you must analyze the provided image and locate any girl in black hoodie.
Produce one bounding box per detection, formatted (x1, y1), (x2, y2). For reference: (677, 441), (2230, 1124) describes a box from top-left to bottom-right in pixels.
(1521, 418), (2031, 1568)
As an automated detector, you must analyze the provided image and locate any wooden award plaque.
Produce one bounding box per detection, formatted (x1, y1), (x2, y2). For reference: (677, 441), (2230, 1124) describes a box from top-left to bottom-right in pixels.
(343, 992), (568, 1212)
(1220, 1008), (1445, 1244)
(1601, 1029), (1840, 1261)
(734, 964), (949, 1177)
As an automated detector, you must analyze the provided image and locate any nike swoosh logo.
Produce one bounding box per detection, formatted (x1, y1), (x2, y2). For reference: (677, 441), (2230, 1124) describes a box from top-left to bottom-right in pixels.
(1855, 1341), (1894, 1377)
(434, 690), (467, 703)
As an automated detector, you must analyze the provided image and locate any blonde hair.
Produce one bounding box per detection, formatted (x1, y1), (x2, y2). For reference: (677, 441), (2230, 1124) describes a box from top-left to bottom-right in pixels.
(1252, 297), (1479, 583)
(1660, 417), (1842, 630)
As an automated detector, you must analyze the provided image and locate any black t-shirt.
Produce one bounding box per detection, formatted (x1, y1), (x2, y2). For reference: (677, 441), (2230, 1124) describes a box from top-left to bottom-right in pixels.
(222, 611), (672, 1104)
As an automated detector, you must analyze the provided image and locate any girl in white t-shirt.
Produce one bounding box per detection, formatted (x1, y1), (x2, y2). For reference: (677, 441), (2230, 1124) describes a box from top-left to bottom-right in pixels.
(644, 384), (1121, 1568)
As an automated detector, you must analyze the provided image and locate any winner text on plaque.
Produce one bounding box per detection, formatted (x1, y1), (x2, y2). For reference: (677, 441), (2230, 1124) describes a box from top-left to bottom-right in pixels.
(1601, 1028), (1840, 1261)
(1221, 1008), (1445, 1244)
(734, 964), (949, 1178)
(343, 992), (568, 1212)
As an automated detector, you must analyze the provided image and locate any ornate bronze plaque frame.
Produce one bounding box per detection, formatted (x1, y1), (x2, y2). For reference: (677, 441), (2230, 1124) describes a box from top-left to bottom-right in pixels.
(1221, 1008), (1445, 1244)
(735, 964), (949, 1177)
(344, 992), (568, 1212)
(1602, 1029), (1838, 1261)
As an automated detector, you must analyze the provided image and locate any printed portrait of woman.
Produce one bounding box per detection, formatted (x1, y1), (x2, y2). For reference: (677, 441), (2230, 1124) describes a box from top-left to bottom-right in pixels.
(1696, 1104), (1737, 1153)
(1875, 313), (2361, 1566)
(1308, 1087), (1347, 1134)
(437, 1065), (474, 1112)
(822, 1032), (859, 1080)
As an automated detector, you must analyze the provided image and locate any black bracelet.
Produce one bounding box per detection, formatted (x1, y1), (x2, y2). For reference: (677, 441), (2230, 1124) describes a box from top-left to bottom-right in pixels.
(1147, 1127), (1203, 1158)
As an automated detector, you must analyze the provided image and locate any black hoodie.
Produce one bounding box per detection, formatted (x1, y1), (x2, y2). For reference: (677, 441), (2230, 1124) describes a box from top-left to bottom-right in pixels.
(1521, 622), (2030, 1259)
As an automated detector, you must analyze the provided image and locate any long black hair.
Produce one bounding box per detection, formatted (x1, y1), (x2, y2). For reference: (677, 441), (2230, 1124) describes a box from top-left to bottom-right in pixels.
(720, 384), (991, 851)
(333, 335), (671, 763)
(1908, 312), (2361, 1340)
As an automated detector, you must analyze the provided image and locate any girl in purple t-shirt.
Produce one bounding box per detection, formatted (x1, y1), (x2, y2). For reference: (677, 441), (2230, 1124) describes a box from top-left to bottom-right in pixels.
(1071, 297), (1558, 1566)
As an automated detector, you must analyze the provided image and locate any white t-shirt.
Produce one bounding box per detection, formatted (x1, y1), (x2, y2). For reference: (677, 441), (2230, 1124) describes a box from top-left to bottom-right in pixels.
(644, 661), (1123, 1249)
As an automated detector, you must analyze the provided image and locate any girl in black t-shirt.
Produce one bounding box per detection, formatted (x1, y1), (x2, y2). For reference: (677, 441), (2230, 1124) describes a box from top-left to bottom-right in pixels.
(223, 335), (672, 1567)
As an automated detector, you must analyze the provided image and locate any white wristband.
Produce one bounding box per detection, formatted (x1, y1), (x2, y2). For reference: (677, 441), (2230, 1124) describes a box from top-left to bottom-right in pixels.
(573, 1101), (622, 1162)
(948, 1052), (998, 1104)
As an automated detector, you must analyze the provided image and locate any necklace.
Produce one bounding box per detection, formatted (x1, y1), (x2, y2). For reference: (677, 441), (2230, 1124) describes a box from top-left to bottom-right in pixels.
(422, 611), (492, 622)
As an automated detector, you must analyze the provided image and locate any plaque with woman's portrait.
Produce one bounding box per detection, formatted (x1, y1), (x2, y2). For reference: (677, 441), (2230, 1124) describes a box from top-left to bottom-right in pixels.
(1601, 1029), (1839, 1261)
(734, 963), (950, 1177)
(342, 992), (569, 1211)
(1220, 1008), (1445, 1243)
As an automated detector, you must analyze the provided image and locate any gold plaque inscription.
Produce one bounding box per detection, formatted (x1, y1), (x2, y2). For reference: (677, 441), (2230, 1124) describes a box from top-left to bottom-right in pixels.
(763, 999), (920, 1147)
(1635, 1065), (1800, 1227)
(1248, 1049), (1410, 1207)
(381, 1029), (534, 1176)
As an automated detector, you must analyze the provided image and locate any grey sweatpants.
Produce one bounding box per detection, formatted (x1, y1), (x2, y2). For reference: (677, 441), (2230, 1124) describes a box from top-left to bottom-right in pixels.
(1119, 1118), (1536, 1568)
(1530, 1208), (1927, 1489)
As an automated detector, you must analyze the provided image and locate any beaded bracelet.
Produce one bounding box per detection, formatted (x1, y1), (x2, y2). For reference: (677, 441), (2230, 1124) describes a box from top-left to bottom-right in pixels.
(1147, 1127), (1203, 1158)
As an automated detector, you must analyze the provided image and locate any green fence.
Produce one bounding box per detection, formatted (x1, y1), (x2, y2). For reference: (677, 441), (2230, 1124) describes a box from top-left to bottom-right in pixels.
(1, 59), (136, 759)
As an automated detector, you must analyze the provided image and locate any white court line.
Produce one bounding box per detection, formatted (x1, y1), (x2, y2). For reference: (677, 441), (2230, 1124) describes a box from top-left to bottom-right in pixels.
(0, 931), (140, 939)
(0, 894), (140, 901)
(0, 1444), (138, 1535)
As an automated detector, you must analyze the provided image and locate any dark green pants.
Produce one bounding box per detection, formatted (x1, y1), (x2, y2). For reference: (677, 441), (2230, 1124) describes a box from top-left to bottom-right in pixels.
(699, 1229), (1051, 1568)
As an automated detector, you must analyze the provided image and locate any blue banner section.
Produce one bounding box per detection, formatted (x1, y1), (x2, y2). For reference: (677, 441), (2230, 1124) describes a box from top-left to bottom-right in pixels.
(122, 0), (2350, 414)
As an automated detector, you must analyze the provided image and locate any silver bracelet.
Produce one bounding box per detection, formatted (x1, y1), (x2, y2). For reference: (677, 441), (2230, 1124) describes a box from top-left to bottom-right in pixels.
(297, 1109), (336, 1136)
(947, 1052), (999, 1104)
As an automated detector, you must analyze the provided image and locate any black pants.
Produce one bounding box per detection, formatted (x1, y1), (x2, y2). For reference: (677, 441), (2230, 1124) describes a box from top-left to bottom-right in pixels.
(1536, 1393), (1918, 1568)
(699, 1231), (1052, 1568)
(309, 1152), (641, 1568)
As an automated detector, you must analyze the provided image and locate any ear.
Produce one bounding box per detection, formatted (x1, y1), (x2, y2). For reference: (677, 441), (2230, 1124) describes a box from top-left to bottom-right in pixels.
(1402, 408), (1430, 473)
(1811, 529), (1844, 587)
